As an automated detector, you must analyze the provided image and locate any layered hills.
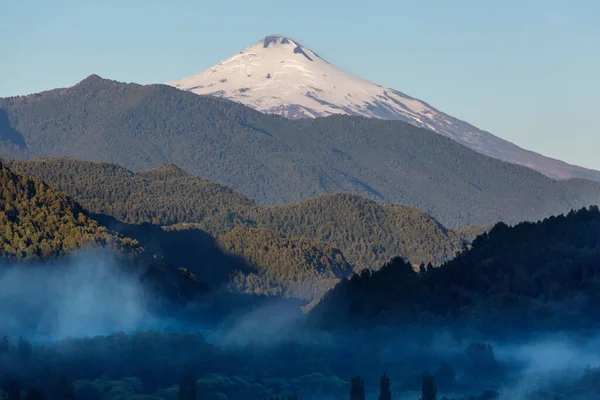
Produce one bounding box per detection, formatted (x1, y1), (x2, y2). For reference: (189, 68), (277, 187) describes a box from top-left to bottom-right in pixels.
(7, 158), (468, 274)
(310, 206), (600, 334)
(0, 160), (359, 302)
(0, 161), (139, 259)
(0, 161), (208, 300)
(2, 76), (600, 228)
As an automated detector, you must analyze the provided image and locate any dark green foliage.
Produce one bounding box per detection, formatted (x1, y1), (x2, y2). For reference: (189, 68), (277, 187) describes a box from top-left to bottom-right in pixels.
(349, 376), (365, 400)
(2, 76), (599, 228)
(4, 159), (254, 233)
(248, 193), (465, 270)
(0, 161), (140, 260)
(7, 158), (468, 271)
(0, 161), (209, 302)
(454, 225), (490, 246)
(311, 206), (600, 333)
(0, 159), (352, 301)
(378, 374), (391, 400)
(218, 227), (353, 300)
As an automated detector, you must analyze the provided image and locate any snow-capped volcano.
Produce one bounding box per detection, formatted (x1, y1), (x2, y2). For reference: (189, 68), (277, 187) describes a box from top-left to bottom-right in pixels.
(168, 36), (600, 182)
(168, 35), (441, 122)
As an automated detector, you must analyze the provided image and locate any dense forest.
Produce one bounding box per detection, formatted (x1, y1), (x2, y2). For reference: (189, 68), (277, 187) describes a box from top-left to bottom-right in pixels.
(2, 329), (599, 400)
(311, 206), (600, 335)
(7, 158), (474, 272)
(0, 161), (139, 259)
(2, 75), (600, 228)
(0, 161), (213, 303)
(0, 161), (361, 301)
(218, 227), (353, 301)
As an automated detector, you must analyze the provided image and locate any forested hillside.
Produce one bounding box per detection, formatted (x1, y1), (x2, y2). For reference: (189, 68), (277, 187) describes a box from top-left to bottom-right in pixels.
(0, 159), (370, 301)
(0, 161), (210, 301)
(311, 206), (600, 334)
(2, 76), (599, 227)
(0, 161), (139, 259)
(218, 227), (353, 300)
(251, 194), (463, 269)
(8, 158), (468, 270)
(6, 158), (254, 233)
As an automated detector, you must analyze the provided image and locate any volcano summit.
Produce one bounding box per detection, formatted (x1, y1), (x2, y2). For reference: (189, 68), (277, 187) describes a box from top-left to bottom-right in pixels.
(168, 35), (600, 182)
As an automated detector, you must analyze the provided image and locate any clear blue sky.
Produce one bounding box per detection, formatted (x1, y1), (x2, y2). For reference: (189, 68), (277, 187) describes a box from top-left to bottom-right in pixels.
(3, 0), (599, 169)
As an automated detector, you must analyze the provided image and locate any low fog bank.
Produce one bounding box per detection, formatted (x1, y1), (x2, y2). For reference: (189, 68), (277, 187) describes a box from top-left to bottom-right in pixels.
(2, 251), (600, 399)
(0, 249), (308, 345)
(495, 336), (600, 400)
(0, 250), (160, 340)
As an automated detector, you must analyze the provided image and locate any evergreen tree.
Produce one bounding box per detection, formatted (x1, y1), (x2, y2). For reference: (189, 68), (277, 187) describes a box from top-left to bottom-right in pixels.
(421, 374), (436, 400)
(378, 373), (392, 400)
(350, 376), (365, 400)
(179, 367), (197, 400)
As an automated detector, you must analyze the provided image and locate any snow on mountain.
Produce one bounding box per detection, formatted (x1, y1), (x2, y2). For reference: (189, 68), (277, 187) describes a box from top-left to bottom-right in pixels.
(168, 36), (600, 182)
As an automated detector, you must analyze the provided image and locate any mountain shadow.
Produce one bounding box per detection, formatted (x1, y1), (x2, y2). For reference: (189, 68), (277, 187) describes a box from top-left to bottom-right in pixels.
(92, 214), (253, 287)
(0, 109), (26, 149)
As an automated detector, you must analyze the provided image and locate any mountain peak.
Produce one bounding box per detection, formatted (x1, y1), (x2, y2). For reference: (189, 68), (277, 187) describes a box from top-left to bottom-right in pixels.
(166, 40), (600, 181)
(78, 74), (107, 85)
(253, 35), (319, 63)
(72, 74), (123, 92)
(262, 35), (291, 48)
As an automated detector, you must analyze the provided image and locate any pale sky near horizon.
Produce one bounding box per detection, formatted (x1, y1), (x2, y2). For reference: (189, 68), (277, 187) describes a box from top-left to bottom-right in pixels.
(2, 0), (599, 169)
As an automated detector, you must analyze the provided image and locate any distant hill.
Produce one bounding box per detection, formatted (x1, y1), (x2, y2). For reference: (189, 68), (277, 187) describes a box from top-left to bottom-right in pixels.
(2, 76), (599, 228)
(0, 161), (139, 259)
(0, 161), (208, 301)
(5, 158), (255, 235)
(7, 158), (467, 271)
(1, 158), (377, 301)
(310, 206), (600, 334)
(249, 193), (464, 269)
(217, 227), (353, 300)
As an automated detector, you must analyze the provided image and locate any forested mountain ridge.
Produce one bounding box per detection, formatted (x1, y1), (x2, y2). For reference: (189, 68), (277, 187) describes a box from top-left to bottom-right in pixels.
(0, 160), (211, 301)
(218, 227), (354, 300)
(0, 160), (140, 259)
(249, 193), (464, 269)
(310, 206), (600, 334)
(7, 158), (468, 270)
(0, 158), (377, 301)
(2, 76), (600, 228)
(5, 158), (255, 232)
